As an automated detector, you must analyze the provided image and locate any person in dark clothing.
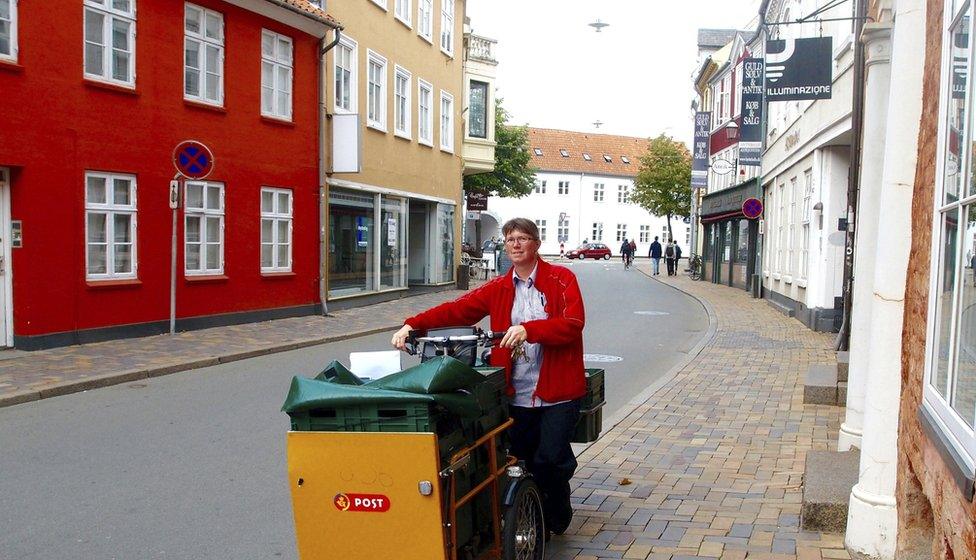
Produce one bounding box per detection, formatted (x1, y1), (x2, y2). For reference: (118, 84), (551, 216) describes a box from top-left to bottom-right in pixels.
(648, 236), (662, 275)
(674, 244), (683, 271)
(620, 238), (633, 266)
(664, 241), (677, 276)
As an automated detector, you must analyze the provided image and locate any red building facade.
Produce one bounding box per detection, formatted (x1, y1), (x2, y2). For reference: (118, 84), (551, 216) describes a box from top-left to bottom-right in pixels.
(0, 0), (337, 348)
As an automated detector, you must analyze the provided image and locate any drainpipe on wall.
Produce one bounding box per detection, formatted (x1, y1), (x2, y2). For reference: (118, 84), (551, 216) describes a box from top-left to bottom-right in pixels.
(318, 26), (343, 316)
(836, 0), (867, 350)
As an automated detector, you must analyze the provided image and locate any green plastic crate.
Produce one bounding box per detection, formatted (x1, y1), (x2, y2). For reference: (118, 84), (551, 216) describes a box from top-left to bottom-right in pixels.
(582, 368), (605, 410)
(288, 401), (443, 433)
(572, 404), (603, 443)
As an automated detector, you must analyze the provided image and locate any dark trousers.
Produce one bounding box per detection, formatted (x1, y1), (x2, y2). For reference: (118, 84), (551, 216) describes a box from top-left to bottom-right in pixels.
(508, 401), (580, 533)
(666, 258), (676, 275)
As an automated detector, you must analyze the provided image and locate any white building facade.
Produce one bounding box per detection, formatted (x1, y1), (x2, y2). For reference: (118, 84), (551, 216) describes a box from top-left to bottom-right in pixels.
(481, 129), (686, 256)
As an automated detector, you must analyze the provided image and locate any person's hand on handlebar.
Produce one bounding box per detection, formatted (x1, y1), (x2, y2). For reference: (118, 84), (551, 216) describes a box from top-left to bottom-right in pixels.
(391, 324), (413, 350)
(499, 325), (527, 349)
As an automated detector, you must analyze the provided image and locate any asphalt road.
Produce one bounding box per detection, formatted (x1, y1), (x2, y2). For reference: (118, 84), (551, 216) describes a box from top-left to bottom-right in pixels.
(0, 259), (706, 560)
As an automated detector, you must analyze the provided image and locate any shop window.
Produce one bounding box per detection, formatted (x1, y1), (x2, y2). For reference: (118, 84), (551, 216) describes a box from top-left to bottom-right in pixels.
(329, 188), (375, 296)
(468, 80), (489, 139)
(185, 181), (224, 275)
(184, 3), (224, 106)
(261, 30), (293, 121)
(722, 221), (732, 263)
(735, 219), (749, 263)
(380, 196), (407, 289)
(86, 172), (137, 280)
(260, 187), (292, 272)
(702, 224), (713, 260)
(83, 0), (136, 87)
(924, 1), (976, 470)
(435, 203), (455, 283)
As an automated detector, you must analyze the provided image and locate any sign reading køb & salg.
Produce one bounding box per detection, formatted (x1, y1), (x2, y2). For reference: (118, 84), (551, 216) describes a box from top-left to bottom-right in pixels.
(739, 58), (765, 166)
(765, 37), (833, 101)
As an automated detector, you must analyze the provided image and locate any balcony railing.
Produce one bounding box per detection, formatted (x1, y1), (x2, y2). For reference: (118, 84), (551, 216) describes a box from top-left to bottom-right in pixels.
(465, 34), (497, 64)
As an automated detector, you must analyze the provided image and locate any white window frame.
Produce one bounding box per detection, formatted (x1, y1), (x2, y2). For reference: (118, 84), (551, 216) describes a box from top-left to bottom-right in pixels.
(394, 65), (412, 139)
(617, 184), (629, 204)
(85, 171), (137, 280)
(83, 0), (137, 88)
(367, 50), (388, 132)
(261, 29), (293, 121)
(923, 0), (976, 469)
(0, 0), (17, 62)
(184, 3), (224, 106)
(417, 78), (433, 146)
(557, 218), (569, 242)
(417, 0), (433, 42)
(640, 225), (650, 244)
(370, 0), (388, 10)
(800, 169), (813, 281)
(440, 0), (455, 57)
(592, 222), (603, 242)
(395, 0), (411, 28)
(439, 90), (454, 153)
(558, 181), (569, 195)
(260, 187), (293, 273)
(616, 224), (627, 242)
(184, 180), (225, 276)
(333, 34), (357, 114)
(775, 182), (785, 273)
(535, 219), (547, 242)
(593, 183), (604, 202)
(534, 180), (546, 194)
(787, 176), (797, 278)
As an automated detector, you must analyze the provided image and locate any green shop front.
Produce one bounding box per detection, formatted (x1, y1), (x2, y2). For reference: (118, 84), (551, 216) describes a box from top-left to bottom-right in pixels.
(700, 179), (761, 292)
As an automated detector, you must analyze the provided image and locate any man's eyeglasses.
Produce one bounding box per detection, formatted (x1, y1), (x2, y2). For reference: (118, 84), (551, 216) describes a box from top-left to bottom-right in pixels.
(505, 236), (535, 245)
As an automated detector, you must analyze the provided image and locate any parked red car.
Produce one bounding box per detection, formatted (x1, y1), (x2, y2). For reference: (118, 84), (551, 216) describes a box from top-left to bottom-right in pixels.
(567, 243), (612, 260)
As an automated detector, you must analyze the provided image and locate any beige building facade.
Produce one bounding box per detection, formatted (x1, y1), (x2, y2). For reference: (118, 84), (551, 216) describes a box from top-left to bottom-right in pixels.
(323, 0), (467, 303)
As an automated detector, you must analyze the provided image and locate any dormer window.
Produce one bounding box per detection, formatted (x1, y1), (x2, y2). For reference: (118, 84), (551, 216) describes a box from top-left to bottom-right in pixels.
(583, 153), (592, 161)
(559, 149), (569, 157)
(621, 156), (631, 164)
(533, 148), (543, 156)
(603, 155), (612, 163)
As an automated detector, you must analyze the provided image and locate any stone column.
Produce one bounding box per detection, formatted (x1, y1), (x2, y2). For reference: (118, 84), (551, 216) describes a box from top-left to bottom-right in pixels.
(847, 2), (925, 556)
(839, 23), (892, 452)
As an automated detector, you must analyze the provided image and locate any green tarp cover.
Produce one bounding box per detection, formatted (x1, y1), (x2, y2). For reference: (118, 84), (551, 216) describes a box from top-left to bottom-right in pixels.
(282, 356), (493, 418)
(314, 360), (365, 385)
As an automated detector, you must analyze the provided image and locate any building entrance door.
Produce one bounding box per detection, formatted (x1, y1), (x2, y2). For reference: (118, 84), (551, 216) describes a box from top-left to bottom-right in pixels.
(0, 168), (11, 346)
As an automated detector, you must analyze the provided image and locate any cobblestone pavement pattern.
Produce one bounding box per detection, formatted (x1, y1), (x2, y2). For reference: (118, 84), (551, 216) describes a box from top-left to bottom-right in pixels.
(0, 285), (482, 408)
(547, 264), (848, 560)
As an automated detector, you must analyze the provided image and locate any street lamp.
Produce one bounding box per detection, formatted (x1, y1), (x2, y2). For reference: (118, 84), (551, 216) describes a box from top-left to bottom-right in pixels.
(725, 120), (739, 141)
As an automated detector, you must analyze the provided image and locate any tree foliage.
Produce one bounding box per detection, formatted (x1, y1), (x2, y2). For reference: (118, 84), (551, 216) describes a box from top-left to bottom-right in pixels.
(463, 99), (536, 198)
(631, 135), (693, 243)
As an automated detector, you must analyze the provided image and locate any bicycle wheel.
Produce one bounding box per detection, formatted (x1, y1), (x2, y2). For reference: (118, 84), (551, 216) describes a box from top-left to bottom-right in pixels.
(502, 479), (545, 560)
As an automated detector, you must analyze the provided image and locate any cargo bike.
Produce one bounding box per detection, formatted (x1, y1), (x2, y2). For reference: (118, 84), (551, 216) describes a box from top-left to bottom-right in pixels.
(282, 327), (605, 560)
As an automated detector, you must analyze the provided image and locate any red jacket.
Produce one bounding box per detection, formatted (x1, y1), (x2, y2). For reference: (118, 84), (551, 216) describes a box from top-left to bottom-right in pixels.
(405, 258), (586, 403)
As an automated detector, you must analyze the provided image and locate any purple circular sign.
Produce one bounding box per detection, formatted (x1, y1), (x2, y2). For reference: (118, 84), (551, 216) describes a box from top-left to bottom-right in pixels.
(742, 197), (764, 219)
(173, 140), (214, 180)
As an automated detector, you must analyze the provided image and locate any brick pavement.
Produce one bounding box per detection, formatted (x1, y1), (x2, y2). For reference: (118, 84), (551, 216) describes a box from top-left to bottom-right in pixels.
(0, 285), (481, 408)
(547, 265), (848, 560)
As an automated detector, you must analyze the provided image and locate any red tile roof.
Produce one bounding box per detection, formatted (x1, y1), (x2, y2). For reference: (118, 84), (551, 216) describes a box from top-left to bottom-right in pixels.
(527, 128), (648, 178)
(266, 0), (342, 28)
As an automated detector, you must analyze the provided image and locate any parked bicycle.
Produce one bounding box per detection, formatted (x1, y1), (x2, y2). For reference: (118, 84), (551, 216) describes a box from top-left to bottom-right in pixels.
(687, 254), (703, 281)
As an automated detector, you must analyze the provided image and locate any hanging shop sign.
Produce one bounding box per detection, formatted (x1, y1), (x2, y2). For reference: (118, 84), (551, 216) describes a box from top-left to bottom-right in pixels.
(739, 58), (765, 166)
(466, 191), (488, 211)
(765, 37), (833, 101)
(691, 111), (711, 189)
(711, 158), (735, 175)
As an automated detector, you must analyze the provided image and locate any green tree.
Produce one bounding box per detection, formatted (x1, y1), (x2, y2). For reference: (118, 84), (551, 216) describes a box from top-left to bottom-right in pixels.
(462, 99), (536, 198)
(630, 135), (692, 244)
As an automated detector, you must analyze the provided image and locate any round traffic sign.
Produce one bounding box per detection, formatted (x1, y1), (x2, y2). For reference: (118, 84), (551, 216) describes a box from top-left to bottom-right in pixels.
(173, 140), (214, 180)
(742, 197), (764, 219)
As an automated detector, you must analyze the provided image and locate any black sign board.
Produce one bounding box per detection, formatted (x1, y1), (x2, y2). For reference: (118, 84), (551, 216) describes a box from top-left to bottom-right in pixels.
(739, 58), (764, 166)
(691, 112), (711, 189)
(765, 37), (833, 101)
(466, 192), (488, 211)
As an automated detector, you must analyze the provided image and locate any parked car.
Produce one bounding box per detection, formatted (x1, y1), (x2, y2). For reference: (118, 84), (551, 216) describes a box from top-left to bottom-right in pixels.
(567, 243), (612, 260)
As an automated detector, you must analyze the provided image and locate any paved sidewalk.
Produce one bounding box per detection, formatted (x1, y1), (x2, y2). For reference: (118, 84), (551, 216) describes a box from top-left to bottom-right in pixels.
(0, 286), (480, 408)
(548, 266), (847, 560)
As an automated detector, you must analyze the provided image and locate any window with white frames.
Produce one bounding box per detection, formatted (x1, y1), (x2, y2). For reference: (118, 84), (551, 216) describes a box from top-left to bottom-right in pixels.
(367, 50), (387, 131)
(534, 180), (546, 194)
(370, 0), (387, 9)
(616, 224), (627, 242)
(440, 90), (454, 152)
(557, 217), (569, 242)
(261, 30), (293, 120)
(618, 184), (629, 203)
(535, 219), (547, 241)
(440, 0), (454, 55)
(418, 78), (433, 145)
(395, 0), (411, 26)
(592, 222), (603, 242)
(184, 181), (224, 275)
(334, 35), (357, 114)
(800, 169), (813, 280)
(83, 0), (136, 86)
(593, 183), (604, 202)
(557, 181), (569, 195)
(925, 0), (976, 470)
(776, 182), (785, 273)
(0, 0), (17, 61)
(184, 4), (224, 105)
(661, 226), (670, 242)
(86, 172), (137, 279)
(787, 177), (797, 277)
(394, 66), (411, 139)
(418, 0), (433, 41)
(261, 188), (292, 272)
(468, 80), (489, 139)
(640, 225), (650, 243)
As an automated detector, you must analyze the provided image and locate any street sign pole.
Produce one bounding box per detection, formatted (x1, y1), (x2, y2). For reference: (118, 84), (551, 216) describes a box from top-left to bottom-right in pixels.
(170, 176), (181, 335)
(170, 140), (214, 335)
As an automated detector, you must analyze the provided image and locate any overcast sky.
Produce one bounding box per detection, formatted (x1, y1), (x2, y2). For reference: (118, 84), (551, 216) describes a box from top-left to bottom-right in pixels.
(465, 0), (762, 146)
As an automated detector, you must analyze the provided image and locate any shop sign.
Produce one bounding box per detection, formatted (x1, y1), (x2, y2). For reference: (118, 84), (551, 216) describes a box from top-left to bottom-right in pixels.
(333, 493), (391, 513)
(387, 217), (397, 246)
(466, 192), (488, 211)
(739, 58), (764, 166)
(711, 158), (735, 175)
(356, 216), (369, 248)
(765, 37), (833, 101)
(691, 112), (712, 189)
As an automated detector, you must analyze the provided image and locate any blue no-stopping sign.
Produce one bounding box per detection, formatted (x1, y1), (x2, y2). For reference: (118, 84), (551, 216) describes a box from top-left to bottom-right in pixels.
(173, 140), (214, 180)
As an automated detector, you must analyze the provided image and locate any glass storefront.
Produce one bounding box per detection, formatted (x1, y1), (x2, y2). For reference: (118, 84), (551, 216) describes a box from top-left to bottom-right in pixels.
(380, 196), (407, 290)
(329, 188), (375, 297)
(435, 203), (455, 283)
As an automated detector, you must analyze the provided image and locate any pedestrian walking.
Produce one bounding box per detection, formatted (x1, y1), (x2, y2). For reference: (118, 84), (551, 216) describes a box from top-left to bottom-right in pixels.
(628, 239), (637, 260)
(665, 241), (677, 276)
(392, 217), (586, 538)
(620, 238), (631, 266)
(675, 243), (683, 271)
(649, 236), (662, 276)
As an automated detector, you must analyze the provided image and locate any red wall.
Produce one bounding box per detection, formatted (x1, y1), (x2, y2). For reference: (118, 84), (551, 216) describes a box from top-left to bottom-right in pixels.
(0, 0), (322, 338)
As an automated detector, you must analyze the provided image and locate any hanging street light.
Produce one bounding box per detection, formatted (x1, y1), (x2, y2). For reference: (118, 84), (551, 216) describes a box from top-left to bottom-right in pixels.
(588, 19), (609, 32)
